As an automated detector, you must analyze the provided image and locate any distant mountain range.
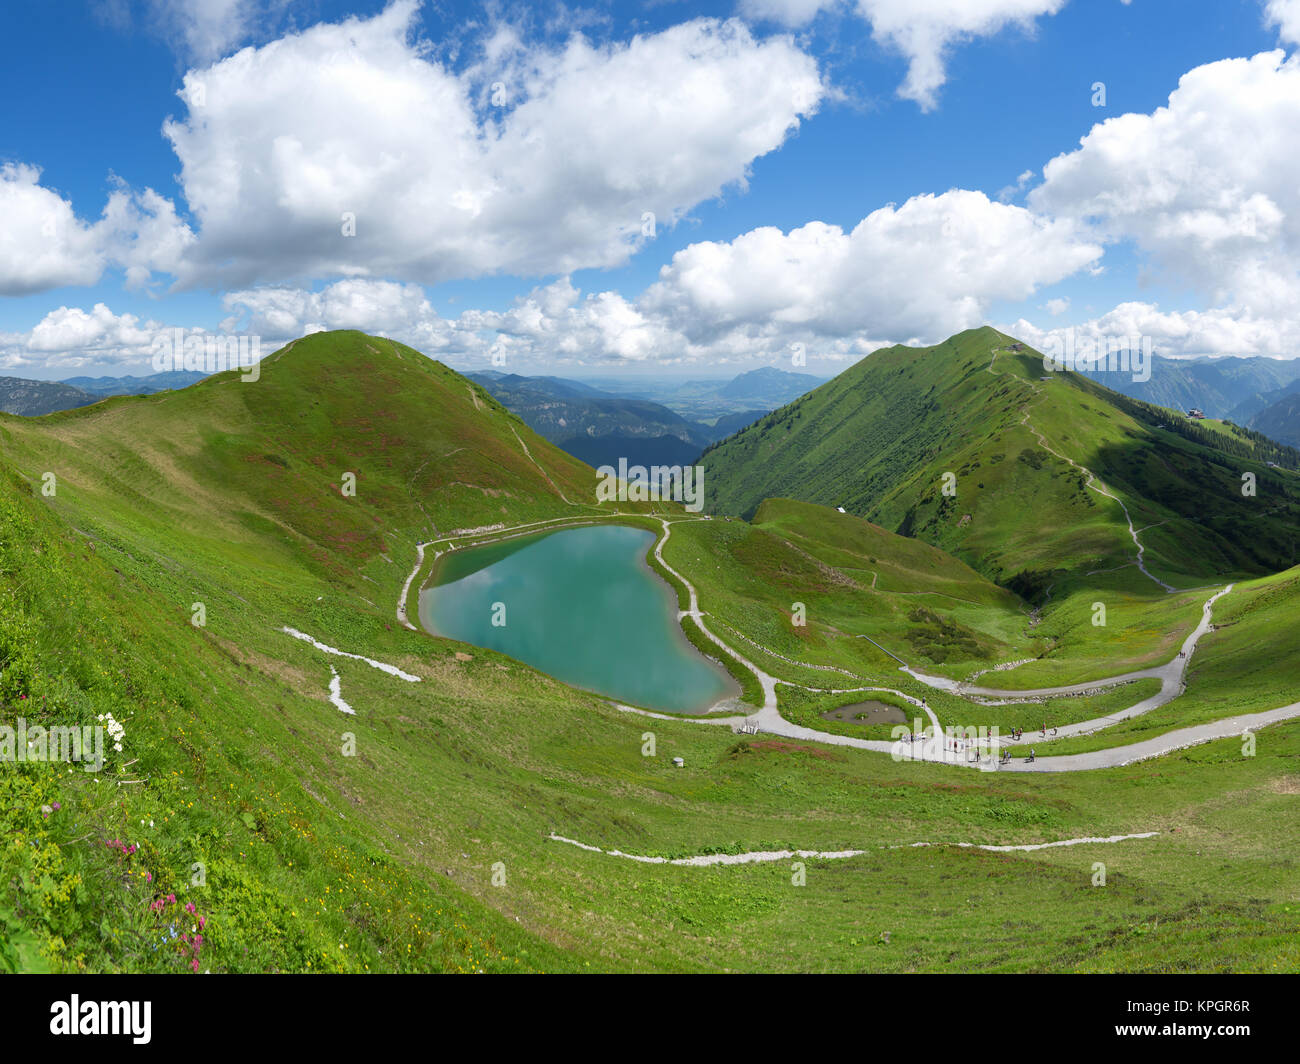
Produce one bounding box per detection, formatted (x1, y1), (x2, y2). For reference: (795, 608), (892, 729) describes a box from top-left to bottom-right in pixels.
(717, 366), (826, 402)
(711, 408), (773, 436)
(468, 372), (710, 443)
(1074, 354), (1300, 422)
(0, 377), (101, 416)
(1069, 353), (1300, 453)
(585, 365), (825, 422)
(0, 370), (209, 416)
(61, 370), (209, 396)
(467, 367), (816, 468)
(555, 433), (704, 469)
(1250, 388), (1300, 448)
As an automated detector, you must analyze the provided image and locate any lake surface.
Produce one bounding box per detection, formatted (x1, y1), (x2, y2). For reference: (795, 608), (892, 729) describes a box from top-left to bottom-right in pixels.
(419, 524), (740, 714)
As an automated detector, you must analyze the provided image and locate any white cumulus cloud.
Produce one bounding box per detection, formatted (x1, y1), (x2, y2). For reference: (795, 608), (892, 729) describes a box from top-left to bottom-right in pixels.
(1264, 0), (1300, 45)
(3, 303), (168, 371)
(160, 2), (824, 289)
(221, 278), (438, 341)
(1007, 300), (1300, 361)
(855, 0), (1067, 110)
(642, 189), (1103, 342)
(0, 164), (193, 297)
(17, 185), (1107, 374)
(0, 165), (106, 295)
(1032, 50), (1300, 318)
(741, 0), (1067, 109)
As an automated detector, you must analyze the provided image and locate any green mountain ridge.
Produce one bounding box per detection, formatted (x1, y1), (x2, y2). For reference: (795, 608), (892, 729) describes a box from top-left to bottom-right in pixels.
(702, 327), (1300, 594)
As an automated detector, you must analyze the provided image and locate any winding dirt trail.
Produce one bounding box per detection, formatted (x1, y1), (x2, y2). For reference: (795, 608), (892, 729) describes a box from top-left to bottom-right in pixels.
(641, 521), (1299, 772)
(509, 424), (573, 505)
(396, 539), (432, 631)
(988, 344), (1175, 592)
(904, 585), (1233, 741)
(652, 518), (779, 716)
(1005, 702), (1300, 772)
(394, 512), (1298, 773)
(1021, 407), (1176, 592)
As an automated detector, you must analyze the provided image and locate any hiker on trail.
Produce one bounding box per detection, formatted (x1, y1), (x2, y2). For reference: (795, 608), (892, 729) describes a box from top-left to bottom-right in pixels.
(1029, 748), (1036, 762)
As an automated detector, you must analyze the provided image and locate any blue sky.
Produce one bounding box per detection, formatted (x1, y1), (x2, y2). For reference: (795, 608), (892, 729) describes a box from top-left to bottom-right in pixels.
(1, 0), (1297, 378)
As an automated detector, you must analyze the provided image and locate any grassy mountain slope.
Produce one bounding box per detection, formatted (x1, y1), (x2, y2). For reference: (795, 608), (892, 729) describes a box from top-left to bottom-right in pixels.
(8, 448), (1300, 972)
(658, 499), (1036, 695)
(0, 329), (664, 973)
(5, 329), (1300, 974)
(660, 499), (1222, 713)
(1005, 561), (1300, 756)
(3, 332), (599, 571)
(702, 327), (1300, 594)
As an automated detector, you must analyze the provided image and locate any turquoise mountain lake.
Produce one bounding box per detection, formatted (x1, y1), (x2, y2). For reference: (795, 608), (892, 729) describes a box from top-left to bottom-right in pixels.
(419, 524), (740, 714)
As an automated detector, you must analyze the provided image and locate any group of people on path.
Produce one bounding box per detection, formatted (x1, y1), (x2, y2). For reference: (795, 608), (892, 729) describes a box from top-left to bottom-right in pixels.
(906, 720), (1054, 766)
(998, 744), (1037, 764)
(1008, 723), (1056, 742)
